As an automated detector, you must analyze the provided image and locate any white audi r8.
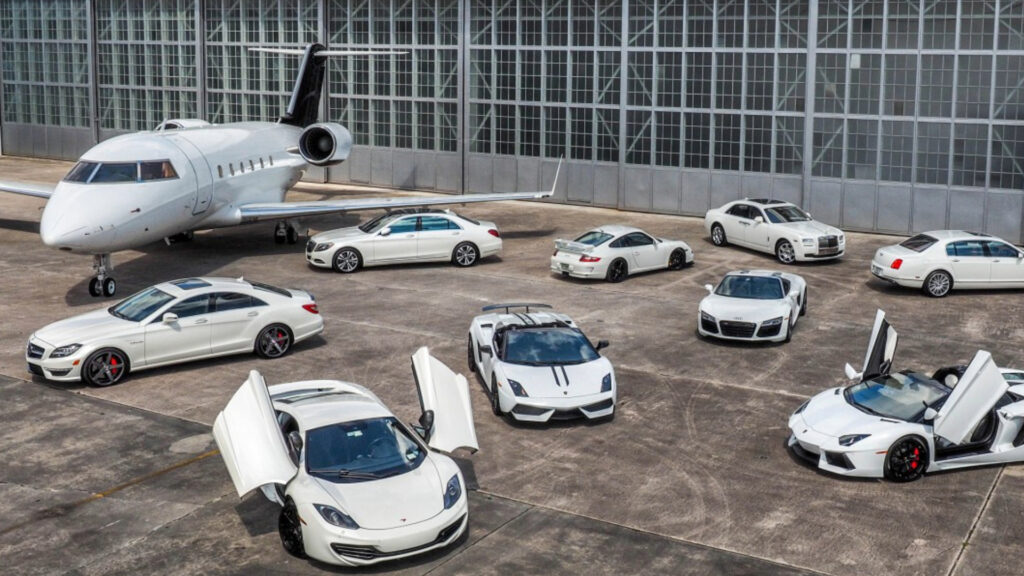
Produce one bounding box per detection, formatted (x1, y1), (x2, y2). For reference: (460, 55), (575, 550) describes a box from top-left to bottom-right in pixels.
(213, 347), (478, 567)
(697, 270), (807, 343)
(704, 199), (845, 264)
(788, 310), (1024, 482)
(26, 277), (323, 387)
(306, 210), (502, 273)
(870, 230), (1024, 297)
(550, 225), (693, 282)
(467, 303), (615, 422)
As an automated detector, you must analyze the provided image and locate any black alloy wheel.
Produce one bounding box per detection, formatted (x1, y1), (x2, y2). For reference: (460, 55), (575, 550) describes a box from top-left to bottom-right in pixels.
(278, 499), (306, 558)
(82, 348), (129, 387)
(467, 336), (477, 373)
(489, 375), (502, 416)
(668, 249), (686, 270)
(256, 324), (292, 359)
(800, 289), (808, 316)
(606, 259), (628, 283)
(884, 436), (929, 482)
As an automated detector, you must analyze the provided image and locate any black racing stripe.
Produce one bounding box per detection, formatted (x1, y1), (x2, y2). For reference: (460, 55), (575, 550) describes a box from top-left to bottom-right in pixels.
(550, 366), (561, 387)
(560, 366), (569, 386)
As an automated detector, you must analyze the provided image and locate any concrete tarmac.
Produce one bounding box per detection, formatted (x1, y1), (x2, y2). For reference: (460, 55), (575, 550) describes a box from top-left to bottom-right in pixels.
(0, 155), (1022, 576)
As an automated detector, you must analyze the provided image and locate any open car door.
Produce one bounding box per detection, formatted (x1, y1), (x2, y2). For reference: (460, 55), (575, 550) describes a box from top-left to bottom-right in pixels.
(848, 310), (898, 381)
(213, 370), (298, 498)
(411, 347), (479, 454)
(933, 351), (1008, 445)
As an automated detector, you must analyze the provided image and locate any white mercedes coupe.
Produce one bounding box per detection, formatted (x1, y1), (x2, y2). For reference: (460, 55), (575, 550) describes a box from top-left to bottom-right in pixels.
(26, 277), (323, 387)
(697, 270), (807, 343)
(704, 199), (845, 264)
(788, 310), (1024, 482)
(467, 303), (616, 422)
(214, 347), (478, 567)
(550, 225), (693, 282)
(306, 210), (502, 273)
(870, 230), (1024, 297)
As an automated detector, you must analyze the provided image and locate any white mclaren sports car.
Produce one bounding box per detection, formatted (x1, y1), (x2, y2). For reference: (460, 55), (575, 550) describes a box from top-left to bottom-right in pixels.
(870, 230), (1024, 297)
(697, 270), (807, 343)
(467, 303), (616, 422)
(704, 199), (845, 264)
(26, 277), (323, 387)
(788, 310), (1024, 482)
(213, 347), (478, 567)
(550, 225), (693, 282)
(306, 209), (502, 272)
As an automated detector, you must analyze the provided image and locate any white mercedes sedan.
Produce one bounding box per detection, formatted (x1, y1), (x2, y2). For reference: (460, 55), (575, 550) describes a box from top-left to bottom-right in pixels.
(698, 270), (806, 343)
(26, 277), (323, 386)
(306, 210), (502, 273)
(213, 347), (478, 567)
(704, 199), (844, 264)
(871, 230), (1024, 297)
(550, 225), (693, 282)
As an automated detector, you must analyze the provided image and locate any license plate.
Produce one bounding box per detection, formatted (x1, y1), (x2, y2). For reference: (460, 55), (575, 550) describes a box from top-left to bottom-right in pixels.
(818, 247), (838, 255)
(560, 263), (570, 271)
(871, 264), (882, 275)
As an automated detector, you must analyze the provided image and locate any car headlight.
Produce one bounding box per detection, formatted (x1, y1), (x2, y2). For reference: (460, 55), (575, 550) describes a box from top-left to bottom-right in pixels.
(700, 310), (716, 322)
(601, 373), (612, 393)
(49, 344), (82, 358)
(314, 503), (360, 529)
(801, 238), (815, 247)
(443, 474), (462, 509)
(762, 316), (784, 327)
(838, 234), (845, 243)
(314, 242), (334, 252)
(507, 379), (528, 397)
(838, 434), (870, 447)
(793, 400), (809, 415)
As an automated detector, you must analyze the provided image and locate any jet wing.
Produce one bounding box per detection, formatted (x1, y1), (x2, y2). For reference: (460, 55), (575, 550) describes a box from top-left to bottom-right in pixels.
(0, 180), (54, 199)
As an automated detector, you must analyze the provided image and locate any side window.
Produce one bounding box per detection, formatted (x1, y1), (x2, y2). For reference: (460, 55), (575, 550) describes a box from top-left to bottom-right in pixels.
(726, 204), (750, 219)
(626, 232), (654, 246)
(420, 216), (452, 231)
(946, 243), (956, 257)
(780, 279), (792, 293)
(986, 241), (1020, 258)
(388, 217), (418, 234)
(609, 236), (626, 248)
(167, 294), (210, 319)
(251, 297), (268, 307)
(750, 207), (766, 221)
(212, 292), (252, 312)
(952, 241), (986, 257)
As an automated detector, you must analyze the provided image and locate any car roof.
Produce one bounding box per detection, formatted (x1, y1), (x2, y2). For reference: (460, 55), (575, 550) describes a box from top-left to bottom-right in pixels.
(724, 269), (788, 279)
(737, 198), (793, 208)
(154, 276), (258, 296)
(273, 383), (393, 430)
(918, 230), (995, 241)
(491, 310), (576, 331)
(590, 224), (644, 236)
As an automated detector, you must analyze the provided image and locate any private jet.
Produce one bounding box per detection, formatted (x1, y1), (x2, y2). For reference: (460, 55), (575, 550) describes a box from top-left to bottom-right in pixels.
(0, 44), (557, 297)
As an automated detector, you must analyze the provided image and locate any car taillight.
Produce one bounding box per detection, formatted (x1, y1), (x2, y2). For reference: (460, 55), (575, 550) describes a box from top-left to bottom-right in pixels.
(302, 303), (320, 314)
(890, 258), (903, 270)
(580, 255), (601, 263)
(488, 229), (500, 238)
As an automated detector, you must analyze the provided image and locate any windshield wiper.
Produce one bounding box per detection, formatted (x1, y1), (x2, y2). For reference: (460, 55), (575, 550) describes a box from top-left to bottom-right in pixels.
(308, 468), (379, 480)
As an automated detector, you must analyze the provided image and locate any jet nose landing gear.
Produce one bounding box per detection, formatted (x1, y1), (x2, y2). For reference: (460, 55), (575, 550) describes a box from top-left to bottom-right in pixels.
(88, 254), (116, 297)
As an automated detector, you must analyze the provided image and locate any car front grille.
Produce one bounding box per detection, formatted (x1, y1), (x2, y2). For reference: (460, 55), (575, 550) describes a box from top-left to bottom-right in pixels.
(27, 363), (44, 376)
(26, 343), (44, 359)
(719, 321), (756, 338)
(329, 515), (465, 561)
(756, 324), (782, 338)
(305, 239), (316, 253)
(825, 451), (855, 470)
(582, 398), (614, 412)
(818, 235), (838, 248)
(511, 404), (550, 416)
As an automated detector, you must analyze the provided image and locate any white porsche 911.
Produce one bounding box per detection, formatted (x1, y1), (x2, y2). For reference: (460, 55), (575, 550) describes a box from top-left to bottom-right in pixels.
(214, 347), (478, 567)
(703, 199), (845, 264)
(697, 270), (807, 343)
(788, 310), (1024, 482)
(870, 230), (1024, 297)
(550, 225), (693, 282)
(467, 303), (615, 422)
(306, 210), (502, 273)
(26, 277), (323, 387)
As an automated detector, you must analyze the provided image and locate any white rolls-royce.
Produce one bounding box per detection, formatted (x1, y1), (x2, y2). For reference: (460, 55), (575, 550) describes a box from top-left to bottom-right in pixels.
(704, 199), (845, 264)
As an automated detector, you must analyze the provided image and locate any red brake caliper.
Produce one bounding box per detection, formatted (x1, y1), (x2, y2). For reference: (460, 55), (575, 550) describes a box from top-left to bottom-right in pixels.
(910, 447), (919, 469)
(110, 356), (118, 374)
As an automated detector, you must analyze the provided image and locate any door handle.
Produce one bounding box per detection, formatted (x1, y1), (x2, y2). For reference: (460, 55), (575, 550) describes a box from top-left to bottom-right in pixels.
(993, 260), (1001, 263)
(194, 318), (208, 324)
(247, 311), (259, 317)
(952, 258), (960, 262)
(451, 231), (460, 236)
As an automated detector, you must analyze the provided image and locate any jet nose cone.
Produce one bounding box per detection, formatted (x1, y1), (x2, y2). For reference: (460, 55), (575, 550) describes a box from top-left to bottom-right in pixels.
(40, 223), (88, 248)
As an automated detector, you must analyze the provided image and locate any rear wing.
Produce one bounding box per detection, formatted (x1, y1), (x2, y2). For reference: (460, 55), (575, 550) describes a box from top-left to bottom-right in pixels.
(554, 239), (594, 254)
(481, 303), (552, 314)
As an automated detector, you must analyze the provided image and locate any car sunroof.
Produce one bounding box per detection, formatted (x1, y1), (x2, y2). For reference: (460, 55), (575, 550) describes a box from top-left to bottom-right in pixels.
(170, 278), (212, 290)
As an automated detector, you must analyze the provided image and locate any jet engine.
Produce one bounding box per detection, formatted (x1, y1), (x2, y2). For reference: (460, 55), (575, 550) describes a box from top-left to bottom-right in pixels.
(298, 122), (353, 166)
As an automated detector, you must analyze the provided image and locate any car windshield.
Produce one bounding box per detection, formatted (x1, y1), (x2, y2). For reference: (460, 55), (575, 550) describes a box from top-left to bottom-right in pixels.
(358, 213), (397, 233)
(1003, 372), (1024, 382)
(715, 275), (784, 300)
(574, 231), (613, 246)
(305, 417), (424, 483)
(845, 372), (949, 422)
(109, 287), (175, 321)
(899, 234), (937, 253)
(503, 327), (599, 365)
(765, 205), (811, 223)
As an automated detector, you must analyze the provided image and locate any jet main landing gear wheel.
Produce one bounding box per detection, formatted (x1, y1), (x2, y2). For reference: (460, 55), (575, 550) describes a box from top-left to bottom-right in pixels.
(274, 221), (300, 245)
(90, 254), (116, 297)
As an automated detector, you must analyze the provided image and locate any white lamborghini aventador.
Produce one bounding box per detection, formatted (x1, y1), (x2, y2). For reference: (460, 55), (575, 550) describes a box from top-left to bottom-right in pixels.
(213, 347), (479, 567)
(697, 270), (807, 343)
(788, 310), (1024, 482)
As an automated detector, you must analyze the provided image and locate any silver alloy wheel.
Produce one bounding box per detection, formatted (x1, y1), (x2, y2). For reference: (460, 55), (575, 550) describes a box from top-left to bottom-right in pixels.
(927, 271), (951, 297)
(454, 243), (478, 266)
(334, 249), (360, 273)
(711, 225), (725, 246)
(776, 241), (796, 264)
(258, 326), (291, 358)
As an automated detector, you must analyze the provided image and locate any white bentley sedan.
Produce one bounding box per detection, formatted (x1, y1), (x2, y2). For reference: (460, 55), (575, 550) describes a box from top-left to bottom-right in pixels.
(550, 225), (693, 282)
(306, 210), (502, 273)
(214, 348), (478, 567)
(26, 277), (323, 386)
(704, 199), (844, 264)
(871, 230), (1024, 297)
(698, 270), (807, 343)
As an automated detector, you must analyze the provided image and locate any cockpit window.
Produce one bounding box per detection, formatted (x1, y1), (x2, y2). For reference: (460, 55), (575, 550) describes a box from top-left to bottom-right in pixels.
(90, 163), (139, 183)
(140, 161), (178, 181)
(65, 162), (99, 183)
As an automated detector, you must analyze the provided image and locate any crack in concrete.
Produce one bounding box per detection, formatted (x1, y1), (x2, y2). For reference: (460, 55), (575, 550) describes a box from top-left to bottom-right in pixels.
(944, 465), (1006, 576)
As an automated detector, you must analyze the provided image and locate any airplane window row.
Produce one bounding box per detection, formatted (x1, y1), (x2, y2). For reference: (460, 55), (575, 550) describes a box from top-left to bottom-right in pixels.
(63, 161), (178, 184)
(217, 155), (273, 179)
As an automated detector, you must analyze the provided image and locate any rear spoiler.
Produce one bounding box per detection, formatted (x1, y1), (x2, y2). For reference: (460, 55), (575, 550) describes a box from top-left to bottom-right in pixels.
(554, 239), (594, 254)
(481, 303), (552, 314)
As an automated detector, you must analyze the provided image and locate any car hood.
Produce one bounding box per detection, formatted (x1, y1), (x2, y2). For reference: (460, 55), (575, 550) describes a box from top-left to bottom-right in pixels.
(313, 456), (444, 530)
(498, 357), (612, 398)
(33, 308), (137, 347)
(700, 294), (791, 322)
(312, 226), (367, 243)
(799, 388), (880, 438)
(776, 220), (841, 238)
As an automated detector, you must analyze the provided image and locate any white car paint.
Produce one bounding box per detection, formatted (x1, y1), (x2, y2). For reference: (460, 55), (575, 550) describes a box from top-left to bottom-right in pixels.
(870, 230), (1024, 297)
(697, 270), (807, 343)
(213, 347), (477, 567)
(467, 304), (615, 422)
(788, 310), (1024, 481)
(704, 199), (845, 263)
(26, 277), (323, 386)
(307, 211), (502, 272)
(550, 225), (693, 282)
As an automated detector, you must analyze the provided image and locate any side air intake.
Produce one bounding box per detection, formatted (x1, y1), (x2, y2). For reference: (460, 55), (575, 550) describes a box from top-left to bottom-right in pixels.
(298, 122), (353, 166)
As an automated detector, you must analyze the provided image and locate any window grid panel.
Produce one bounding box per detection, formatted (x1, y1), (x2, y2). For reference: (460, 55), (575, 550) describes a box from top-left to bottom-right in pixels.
(952, 122), (989, 187)
(812, 117), (844, 178)
(880, 120), (915, 183)
(916, 122), (951, 185)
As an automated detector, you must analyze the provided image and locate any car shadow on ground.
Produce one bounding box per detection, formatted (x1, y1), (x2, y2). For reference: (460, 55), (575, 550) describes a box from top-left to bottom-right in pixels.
(694, 329), (790, 349)
(863, 278), (1024, 300)
(698, 237), (846, 268)
(303, 257), (506, 275)
(499, 228), (557, 239)
(0, 217), (40, 234)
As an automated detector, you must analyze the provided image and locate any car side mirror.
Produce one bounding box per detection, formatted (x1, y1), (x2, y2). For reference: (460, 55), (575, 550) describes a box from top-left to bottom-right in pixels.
(415, 410), (435, 442)
(162, 312), (178, 324)
(1018, 251), (1024, 259)
(923, 407), (938, 421)
(479, 345), (492, 355)
(704, 284), (714, 294)
(844, 363), (861, 381)
(596, 340), (610, 351)
(753, 216), (764, 224)
(287, 430), (303, 456)
(379, 227), (391, 237)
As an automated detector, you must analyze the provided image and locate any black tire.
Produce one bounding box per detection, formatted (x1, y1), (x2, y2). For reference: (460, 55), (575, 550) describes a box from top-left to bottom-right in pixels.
(278, 499), (306, 558)
(274, 231), (286, 245)
(883, 436), (929, 482)
(800, 288), (808, 316)
(783, 322), (792, 343)
(102, 277), (116, 297)
(668, 249), (686, 270)
(775, 240), (797, 265)
(88, 277), (102, 297)
(710, 224), (727, 246)
(452, 242), (479, 267)
(467, 335), (477, 374)
(82, 348), (129, 387)
(489, 374), (502, 416)
(923, 270), (952, 298)
(255, 324), (293, 359)
(606, 258), (628, 283)
(332, 247), (362, 273)
(286, 226), (298, 244)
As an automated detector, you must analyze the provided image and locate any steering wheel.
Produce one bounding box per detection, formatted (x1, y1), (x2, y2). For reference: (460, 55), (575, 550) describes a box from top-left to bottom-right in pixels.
(368, 437), (393, 459)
